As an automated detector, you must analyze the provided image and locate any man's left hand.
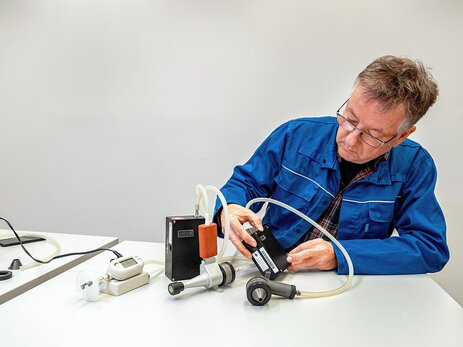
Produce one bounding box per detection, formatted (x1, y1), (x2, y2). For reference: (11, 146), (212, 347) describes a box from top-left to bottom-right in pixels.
(286, 238), (338, 271)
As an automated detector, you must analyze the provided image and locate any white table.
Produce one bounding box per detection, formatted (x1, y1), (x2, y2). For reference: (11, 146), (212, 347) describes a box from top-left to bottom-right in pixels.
(0, 229), (118, 304)
(1, 240), (462, 347)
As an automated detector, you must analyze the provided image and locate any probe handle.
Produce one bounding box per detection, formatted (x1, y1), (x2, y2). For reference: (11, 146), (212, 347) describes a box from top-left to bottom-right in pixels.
(168, 262), (235, 296)
(268, 278), (297, 299)
(246, 277), (297, 306)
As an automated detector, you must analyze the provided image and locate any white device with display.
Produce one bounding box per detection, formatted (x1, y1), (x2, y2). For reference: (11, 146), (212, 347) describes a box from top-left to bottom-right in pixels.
(107, 255), (144, 280)
(77, 255), (150, 301)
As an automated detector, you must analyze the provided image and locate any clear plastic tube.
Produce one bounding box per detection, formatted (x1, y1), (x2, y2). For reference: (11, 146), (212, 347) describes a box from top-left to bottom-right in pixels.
(220, 255), (253, 266)
(142, 260), (165, 282)
(214, 255), (254, 275)
(246, 198), (354, 298)
(143, 259), (165, 266)
(148, 268), (164, 282)
(195, 185), (210, 224)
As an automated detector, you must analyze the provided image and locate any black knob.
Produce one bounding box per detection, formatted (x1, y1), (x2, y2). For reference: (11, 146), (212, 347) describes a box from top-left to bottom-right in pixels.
(168, 281), (185, 296)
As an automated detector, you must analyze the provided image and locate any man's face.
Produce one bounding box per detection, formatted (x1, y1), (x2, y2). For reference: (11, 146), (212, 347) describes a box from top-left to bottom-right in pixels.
(336, 87), (415, 164)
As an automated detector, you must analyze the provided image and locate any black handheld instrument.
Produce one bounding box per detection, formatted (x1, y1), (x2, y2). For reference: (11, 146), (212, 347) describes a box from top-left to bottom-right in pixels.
(242, 226), (289, 280)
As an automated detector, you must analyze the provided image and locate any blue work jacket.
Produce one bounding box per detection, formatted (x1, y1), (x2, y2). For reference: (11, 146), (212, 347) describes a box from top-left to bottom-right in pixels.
(216, 117), (449, 275)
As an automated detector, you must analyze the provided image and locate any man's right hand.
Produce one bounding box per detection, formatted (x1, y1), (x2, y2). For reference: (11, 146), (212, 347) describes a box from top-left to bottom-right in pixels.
(219, 204), (263, 259)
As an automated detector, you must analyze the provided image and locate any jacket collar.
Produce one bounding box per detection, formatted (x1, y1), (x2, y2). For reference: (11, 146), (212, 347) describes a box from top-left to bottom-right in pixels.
(360, 158), (392, 185)
(299, 123), (392, 185)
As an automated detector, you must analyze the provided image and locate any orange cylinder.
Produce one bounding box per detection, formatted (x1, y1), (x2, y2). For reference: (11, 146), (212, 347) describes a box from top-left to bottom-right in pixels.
(199, 223), (218, 259)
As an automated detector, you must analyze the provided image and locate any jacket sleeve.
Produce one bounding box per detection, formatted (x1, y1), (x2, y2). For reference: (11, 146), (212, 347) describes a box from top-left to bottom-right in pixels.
(333, 154), (449, 275)
(214, 121), (291, 215)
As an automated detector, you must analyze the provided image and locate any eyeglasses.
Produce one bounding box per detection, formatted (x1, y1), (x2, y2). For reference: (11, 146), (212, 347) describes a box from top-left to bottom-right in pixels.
(336, 99), (397, 148)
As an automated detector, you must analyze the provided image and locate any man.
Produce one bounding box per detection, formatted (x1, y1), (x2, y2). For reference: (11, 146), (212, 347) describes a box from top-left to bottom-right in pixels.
(215, 55), (449, 275)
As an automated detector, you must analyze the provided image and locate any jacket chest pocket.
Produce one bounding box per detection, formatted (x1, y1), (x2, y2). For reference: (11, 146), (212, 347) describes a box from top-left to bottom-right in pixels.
(364, 202), (395, 238)
(266, 168), (322, 230)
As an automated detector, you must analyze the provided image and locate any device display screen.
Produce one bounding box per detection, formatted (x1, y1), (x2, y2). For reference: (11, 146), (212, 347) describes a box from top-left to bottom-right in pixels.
(120, 257), (137, 268)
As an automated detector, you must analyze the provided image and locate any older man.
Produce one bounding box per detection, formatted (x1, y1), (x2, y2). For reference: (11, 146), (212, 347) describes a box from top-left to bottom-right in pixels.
(215, 55), (449, 275)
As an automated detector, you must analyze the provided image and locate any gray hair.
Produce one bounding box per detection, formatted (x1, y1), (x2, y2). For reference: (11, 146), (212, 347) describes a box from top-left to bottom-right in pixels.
(355, 55), (439, 133)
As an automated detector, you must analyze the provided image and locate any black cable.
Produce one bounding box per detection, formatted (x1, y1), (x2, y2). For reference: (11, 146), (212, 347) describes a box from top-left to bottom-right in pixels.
(0, 217), (123, 264)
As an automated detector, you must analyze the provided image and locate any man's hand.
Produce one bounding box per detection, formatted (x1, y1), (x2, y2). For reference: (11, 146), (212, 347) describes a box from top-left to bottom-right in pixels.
(220, 204), (263, 259)
(286, 238), (338, 271)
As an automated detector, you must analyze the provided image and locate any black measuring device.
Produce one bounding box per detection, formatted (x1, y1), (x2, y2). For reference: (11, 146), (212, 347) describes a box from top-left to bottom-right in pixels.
(243, 226), (289, 280)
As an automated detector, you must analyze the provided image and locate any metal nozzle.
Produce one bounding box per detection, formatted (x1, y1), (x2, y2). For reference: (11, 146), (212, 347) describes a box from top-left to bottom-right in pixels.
(251, 287), (268, 303)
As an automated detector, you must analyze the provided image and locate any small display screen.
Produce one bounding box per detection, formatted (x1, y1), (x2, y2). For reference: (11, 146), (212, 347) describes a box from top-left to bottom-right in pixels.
(178, 229), (194, 238)
(120, 257), (138, 268)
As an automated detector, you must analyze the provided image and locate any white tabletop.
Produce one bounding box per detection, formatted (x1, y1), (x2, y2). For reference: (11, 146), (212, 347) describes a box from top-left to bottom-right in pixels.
(1, 240), (462, 347)
(0, 229), (118, 304)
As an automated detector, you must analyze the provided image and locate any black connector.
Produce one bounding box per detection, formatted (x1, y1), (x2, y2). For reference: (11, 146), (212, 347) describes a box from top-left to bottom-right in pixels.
(168, 281), (185, 296)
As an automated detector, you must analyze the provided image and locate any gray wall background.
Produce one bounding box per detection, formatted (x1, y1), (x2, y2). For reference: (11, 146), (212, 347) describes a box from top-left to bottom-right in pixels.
(0, 0), (461, 305)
